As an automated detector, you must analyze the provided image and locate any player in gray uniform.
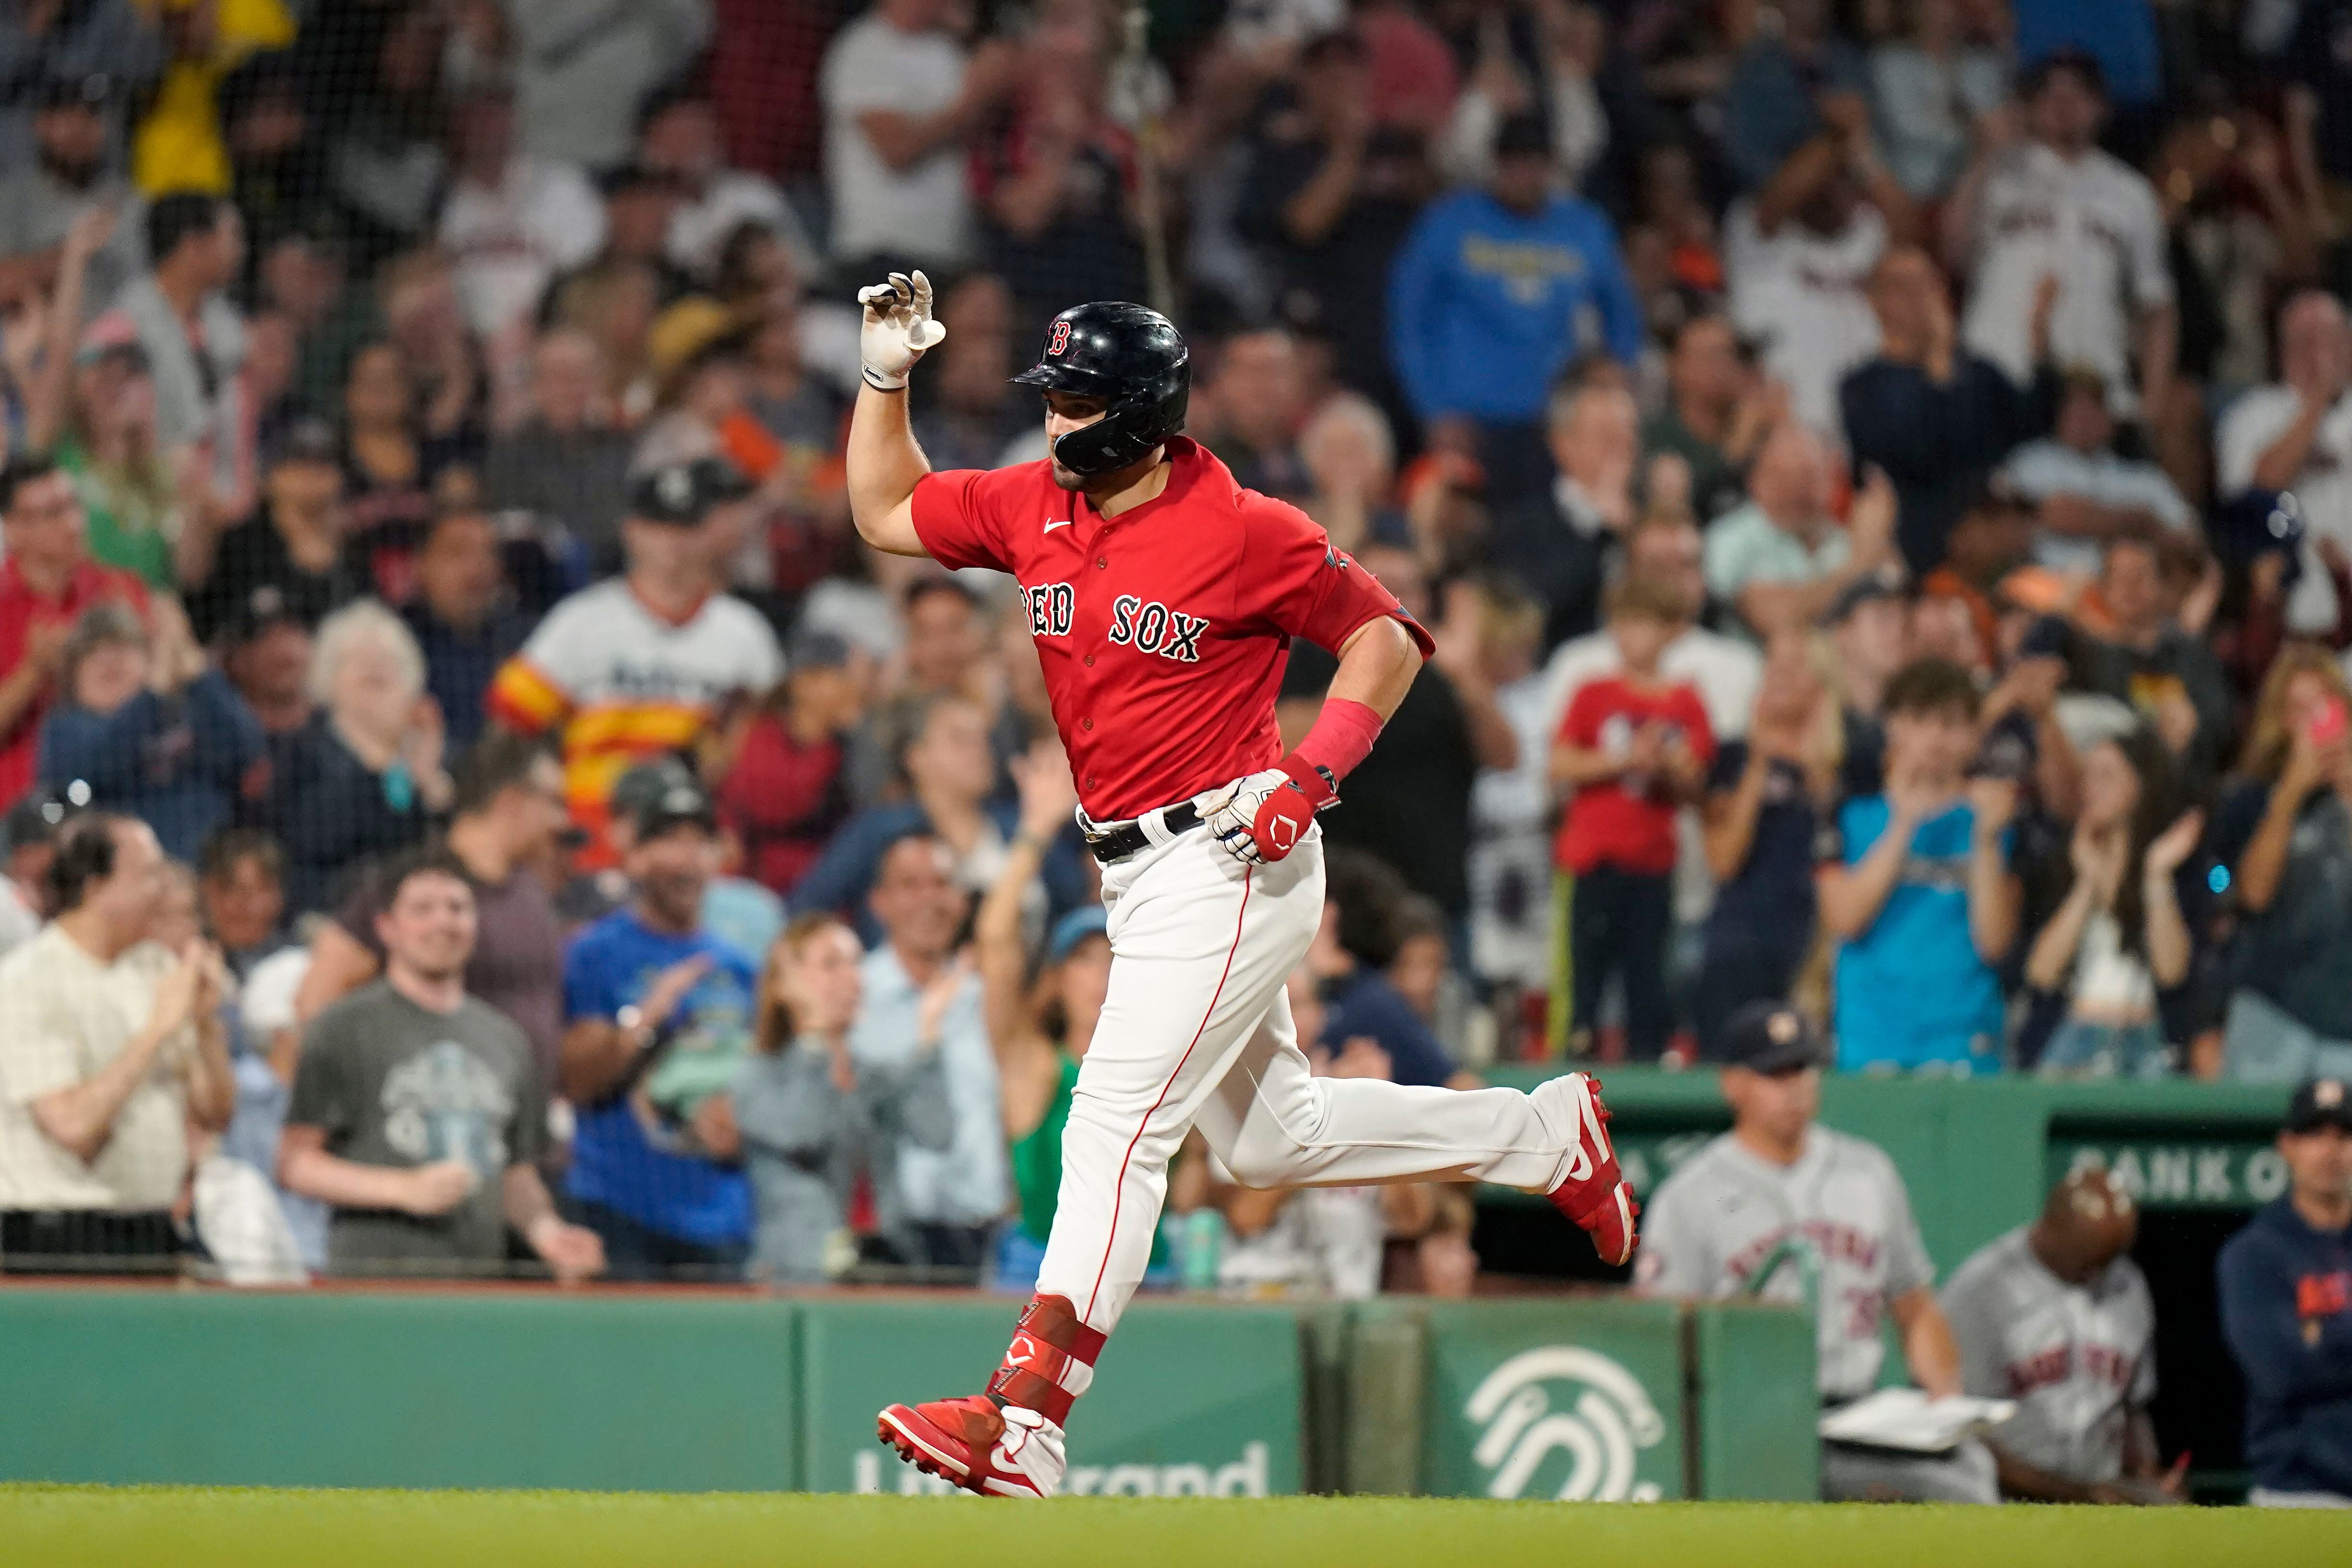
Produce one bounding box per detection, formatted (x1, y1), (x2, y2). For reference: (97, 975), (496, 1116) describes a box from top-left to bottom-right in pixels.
(1943, 1168), (2180, 1503)
(1635, 1000), (1998, 1503)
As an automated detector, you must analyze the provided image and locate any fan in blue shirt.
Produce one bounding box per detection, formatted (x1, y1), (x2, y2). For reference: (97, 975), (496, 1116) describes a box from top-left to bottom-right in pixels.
(1387, 115), (1644, 431)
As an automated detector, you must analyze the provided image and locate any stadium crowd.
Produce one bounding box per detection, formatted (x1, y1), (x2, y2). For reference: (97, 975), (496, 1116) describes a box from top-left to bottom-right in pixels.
(0, 0), (2349, 1505)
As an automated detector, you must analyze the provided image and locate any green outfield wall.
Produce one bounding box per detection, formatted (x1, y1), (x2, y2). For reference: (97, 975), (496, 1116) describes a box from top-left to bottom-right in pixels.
(0, 1286), (1815, 1499)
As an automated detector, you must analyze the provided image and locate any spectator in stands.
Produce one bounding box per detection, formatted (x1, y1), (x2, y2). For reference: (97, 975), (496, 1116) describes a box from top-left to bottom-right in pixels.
(400, 507), (530, 759)
(1844, 245), (2059, 573)
(1696, 632), (1839, 1055)
(1870, 0), (2010, 202)
(1943, 1168), (2178, 1503)
(196, 826), (285, 978)
(55, 334), (207, 596)
(1820, 657), (2020, 1074)
(487, 458), (784, 863)
(1950, 52), (2175, 458)
(482, 327), (634, 576)
(1721, 0), (1868, 193)
(798, 692), (1078, 936)
(638, 87), (814, 286)
(560, 774), (759, 1280)
(1296, 393), (1402, 558)
(219, 595), (312, 756)
(278, 847), (603, 1284)
(0, 8), (162, 175)
(2024, 730), (2201, 1077)
(500, 0), (710, 173)
(1551, 577), (1714, 1061)
(819, 0), (1013, 273)
(714, 632), (863, 899)
(294, 733), (569, 1085)
(2216, 291), (2352, 640)
(849, 831), (1005, 1274)
(95, 191), (245, 497)
(0, 73), (141, 315)
(336, 342), (454, 594)
(974, 2), (1145, 333)
(2219, 1076), (2352, 1506)
(1824, 575), (1905, 797)
(1388, 112), (1643, 504)
(0, 811), (230, 1273)
(1705, 434), (1902, 643)
(1640, 1002), (1996, 1502)
(1201, 330), (1312, 506)
(910, 274), (1031, 475)
(437, 85), (604, 342)
(1725, 92), (1912, 438)
(1458, 574), (1551, 999)
(264, 600), (451, 916)
(0, 455), (149, 807)
(1642, 315), (1777, 525)
(38, 597), (262, 862)
(1240, 29), (1433, 413)
(2076, 536), (2234, 788)
(0, 792), (69, 955)
(735, 911), (955, 1284)
(189, 417), (354, 645)
(1490, 381), (1633, 654)
(2000, 370), (2193, 578)
(1542, 511), (1762, 746)
(2214, 649), (2352, 1082)
(558, 164), (695, 319)
(1309, 848), (1467, 1089)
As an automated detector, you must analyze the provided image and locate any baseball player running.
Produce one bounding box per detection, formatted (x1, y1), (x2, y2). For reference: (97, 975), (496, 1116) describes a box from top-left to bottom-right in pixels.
(846, 273), (1635, 1498)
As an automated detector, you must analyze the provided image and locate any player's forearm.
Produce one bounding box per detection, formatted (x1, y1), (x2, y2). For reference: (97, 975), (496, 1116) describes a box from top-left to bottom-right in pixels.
(1894, 1288), (1963, 1398)
(2023, 880), (2095, 991)
(185, 1017), (236, 1133)
(559, 1021), (638, 1103)
(1966, 847), (2020, 964)
(1989, 1442), (2096, 1502)
(1326, 616), (1420, 722)
(846, 383), (933, 555)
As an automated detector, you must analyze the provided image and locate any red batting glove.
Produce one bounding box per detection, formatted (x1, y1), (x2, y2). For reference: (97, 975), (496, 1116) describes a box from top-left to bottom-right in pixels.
(1250, 758), (1337, 863)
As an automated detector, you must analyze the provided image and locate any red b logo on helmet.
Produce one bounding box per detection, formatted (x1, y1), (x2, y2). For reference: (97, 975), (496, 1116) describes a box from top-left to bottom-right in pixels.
(1048, 321), (1072, 355)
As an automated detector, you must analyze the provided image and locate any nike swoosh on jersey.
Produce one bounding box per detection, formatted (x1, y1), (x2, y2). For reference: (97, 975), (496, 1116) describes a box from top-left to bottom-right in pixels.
(1043, 518), (1072, 532)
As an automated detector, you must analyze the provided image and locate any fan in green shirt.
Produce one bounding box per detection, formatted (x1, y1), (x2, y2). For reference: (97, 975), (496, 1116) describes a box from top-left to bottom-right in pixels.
(54, 336), (190, 594)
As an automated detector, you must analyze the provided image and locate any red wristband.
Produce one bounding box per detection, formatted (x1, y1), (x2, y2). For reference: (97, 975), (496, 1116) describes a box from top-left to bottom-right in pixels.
(1292, 698), (1383, 785)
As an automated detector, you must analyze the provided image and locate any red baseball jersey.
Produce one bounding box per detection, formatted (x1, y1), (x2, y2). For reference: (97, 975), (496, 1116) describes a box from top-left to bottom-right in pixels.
(910, 437), (1433, 821)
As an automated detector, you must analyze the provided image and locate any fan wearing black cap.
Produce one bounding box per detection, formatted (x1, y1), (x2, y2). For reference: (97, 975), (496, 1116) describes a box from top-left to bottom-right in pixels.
(2219, 1078), (2352, 1506)
(0, 792), (73, 958)
(0, 73), (137, 312)
(1638, 1000), (1997, 1503)
(484, 457), (782, 864)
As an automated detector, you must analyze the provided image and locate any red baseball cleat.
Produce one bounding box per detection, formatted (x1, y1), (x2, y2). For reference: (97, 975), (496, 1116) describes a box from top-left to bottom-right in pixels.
(1533, 1072), (1639, 1266)
(877, 1396), (1067, 1498)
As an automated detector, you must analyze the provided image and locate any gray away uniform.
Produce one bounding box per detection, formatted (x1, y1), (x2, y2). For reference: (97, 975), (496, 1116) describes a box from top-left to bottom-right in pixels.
(1942, 1226), (2156, 1488)
(1637, 1125), (1998, 1503)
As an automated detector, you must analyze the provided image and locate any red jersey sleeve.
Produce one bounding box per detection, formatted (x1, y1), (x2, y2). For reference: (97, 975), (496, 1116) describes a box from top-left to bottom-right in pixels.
(909, 468), (1019, 573)
(1239, 500), (1436, 659)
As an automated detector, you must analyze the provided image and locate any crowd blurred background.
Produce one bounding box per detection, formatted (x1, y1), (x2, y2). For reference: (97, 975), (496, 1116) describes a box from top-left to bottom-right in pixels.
(0, 0), (2344, 1320)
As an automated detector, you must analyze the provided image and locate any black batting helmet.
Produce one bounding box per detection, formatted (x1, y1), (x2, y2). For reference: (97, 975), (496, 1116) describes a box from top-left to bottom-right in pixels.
(1012, 302), (1189, 479)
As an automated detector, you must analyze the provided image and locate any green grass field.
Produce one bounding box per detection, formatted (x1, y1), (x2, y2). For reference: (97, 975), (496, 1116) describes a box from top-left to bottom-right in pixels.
(7, 1487), (2350, 1568)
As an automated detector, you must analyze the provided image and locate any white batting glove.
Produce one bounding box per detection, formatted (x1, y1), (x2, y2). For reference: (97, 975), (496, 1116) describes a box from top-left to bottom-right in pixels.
(857, 270), (947, 391)
(1201, 769), (1289, 865)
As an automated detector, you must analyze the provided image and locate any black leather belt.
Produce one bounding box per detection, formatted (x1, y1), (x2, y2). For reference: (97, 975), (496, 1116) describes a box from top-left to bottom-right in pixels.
(1084, 802), (1201, 865)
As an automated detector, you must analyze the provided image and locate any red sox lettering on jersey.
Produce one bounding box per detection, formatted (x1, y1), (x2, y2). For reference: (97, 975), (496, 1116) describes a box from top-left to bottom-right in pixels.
(911, 436), (1432, 820)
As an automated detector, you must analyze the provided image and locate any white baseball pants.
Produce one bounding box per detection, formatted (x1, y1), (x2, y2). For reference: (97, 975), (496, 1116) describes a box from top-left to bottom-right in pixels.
(1035, 820), (1592, 1334)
